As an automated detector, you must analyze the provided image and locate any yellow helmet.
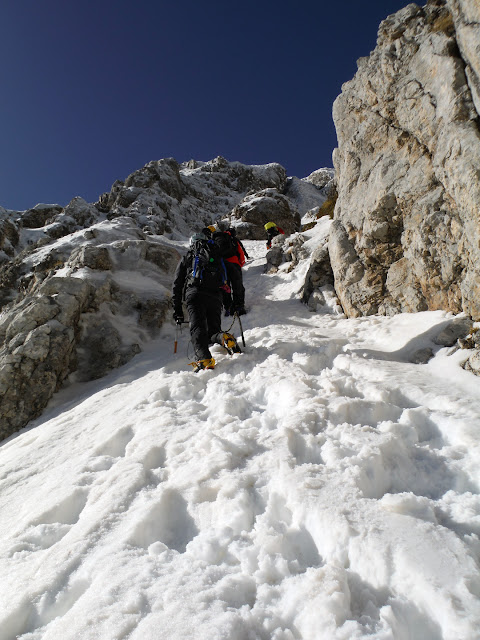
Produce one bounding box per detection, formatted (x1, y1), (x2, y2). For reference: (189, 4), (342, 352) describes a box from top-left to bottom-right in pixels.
(264, 221), (277, 230)
(207, 225), (216, 233)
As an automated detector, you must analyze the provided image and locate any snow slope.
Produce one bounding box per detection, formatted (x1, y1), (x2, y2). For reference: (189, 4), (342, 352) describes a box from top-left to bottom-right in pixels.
(1, 228), (480, 640)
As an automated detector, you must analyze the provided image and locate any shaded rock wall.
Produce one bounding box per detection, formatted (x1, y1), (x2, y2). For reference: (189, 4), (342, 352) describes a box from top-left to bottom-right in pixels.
(331, 0), (480, 320)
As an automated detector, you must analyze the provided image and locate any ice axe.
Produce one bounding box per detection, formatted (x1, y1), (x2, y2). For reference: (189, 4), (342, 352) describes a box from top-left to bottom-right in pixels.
(174, 324), (179, 353)
(174, 322), (187, 353)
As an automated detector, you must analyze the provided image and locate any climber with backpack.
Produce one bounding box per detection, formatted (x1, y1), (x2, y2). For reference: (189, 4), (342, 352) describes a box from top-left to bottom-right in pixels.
(265, 221), (285, 249)
(211, 226), (249, 316)
(172, 231), (241, 373)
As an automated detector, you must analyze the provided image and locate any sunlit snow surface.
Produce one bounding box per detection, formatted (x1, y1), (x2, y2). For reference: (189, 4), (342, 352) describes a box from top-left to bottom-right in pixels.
(1, 233), (480, 640)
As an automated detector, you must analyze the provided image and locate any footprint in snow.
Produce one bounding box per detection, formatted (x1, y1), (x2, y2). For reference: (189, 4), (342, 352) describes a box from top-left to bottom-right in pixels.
(9, 488), (88, 555)
(129, 488), (198, 553)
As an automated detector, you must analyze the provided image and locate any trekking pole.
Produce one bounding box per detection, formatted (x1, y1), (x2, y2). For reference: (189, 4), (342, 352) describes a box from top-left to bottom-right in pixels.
(235, 312), (246, 347)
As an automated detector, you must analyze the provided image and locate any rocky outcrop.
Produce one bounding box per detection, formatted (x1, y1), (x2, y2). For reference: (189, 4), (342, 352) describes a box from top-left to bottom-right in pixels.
(331, 0), (480, 321)
(301, 181), (338, 232)
(0, 277), (91, 438)
(284, 173), (333, 216)
(264, 233), (307, 274)
(97, 156), (288, 237)
(301, 242), (335, 306)
(20, 204), (63, 229)
(226, 188), (301, 239)
(0, 218), (19, 261)
(302, 168), (335, 190)
(0, 217), (180, 440)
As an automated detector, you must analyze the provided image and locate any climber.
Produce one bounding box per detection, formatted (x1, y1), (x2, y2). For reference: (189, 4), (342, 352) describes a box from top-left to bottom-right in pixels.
(212, 226), (249, 316)
(265, 221), (285, 249)
(202, 225), (215, 239)
(172, 232), (241, 372)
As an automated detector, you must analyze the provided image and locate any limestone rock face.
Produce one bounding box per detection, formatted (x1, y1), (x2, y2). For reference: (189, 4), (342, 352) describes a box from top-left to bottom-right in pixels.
(226, 189), (301, 240)
(450, 0), (480, 116)
(0, 222), (181, 439)
(331, 0), (480, 320)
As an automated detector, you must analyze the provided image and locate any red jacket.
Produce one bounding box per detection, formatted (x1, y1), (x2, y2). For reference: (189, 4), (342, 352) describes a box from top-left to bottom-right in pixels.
(226, 238), (246, 267)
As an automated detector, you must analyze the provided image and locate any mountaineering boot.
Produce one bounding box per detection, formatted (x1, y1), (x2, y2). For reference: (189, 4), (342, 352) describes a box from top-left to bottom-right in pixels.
(189, 357), (215, 373)
(222, 332), (241, 355)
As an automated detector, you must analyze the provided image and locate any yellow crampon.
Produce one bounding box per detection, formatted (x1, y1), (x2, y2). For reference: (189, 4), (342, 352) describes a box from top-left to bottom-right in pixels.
(222, 332), (241, 354)
(189, 357), (215, 373)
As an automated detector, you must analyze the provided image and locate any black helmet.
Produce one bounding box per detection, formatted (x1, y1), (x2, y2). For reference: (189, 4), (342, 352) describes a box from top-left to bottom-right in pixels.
(190, 232), (208, 245)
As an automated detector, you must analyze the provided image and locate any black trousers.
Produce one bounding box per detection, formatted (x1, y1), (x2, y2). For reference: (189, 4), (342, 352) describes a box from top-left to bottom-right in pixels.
(225, 262), (245, 309)
(185, 288), (223, 360)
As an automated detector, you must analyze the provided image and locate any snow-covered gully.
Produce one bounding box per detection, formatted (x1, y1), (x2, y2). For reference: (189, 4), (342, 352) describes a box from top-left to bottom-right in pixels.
(1, 238), (479, 640)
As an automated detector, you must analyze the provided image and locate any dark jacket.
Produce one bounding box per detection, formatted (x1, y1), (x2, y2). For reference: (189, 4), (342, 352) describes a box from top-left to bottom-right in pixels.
(212, 231), (249, 267)
(172, 249), (223, 316)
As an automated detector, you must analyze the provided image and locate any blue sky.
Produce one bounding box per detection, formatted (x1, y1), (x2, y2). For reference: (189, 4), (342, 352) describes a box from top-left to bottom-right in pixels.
(1, 0), (414, 211)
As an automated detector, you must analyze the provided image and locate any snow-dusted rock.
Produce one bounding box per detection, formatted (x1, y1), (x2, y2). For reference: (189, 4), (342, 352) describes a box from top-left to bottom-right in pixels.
(331, 0), (480, 321)
(301, 242), (335, 306)
(0, 279), (87, 440)
(0, 218), (19, 259)
(264, 232), (315, 278)
(301, 181), (338, 234)
(44, 197), (99, 241)
(97, 156), (288, 238)
(284, 176), (330, 216)
(227, 188), (301, 240)
(20, 204), (63, 229)
(433, 314), (472, 346)
(0, 216), (180, 439)
(264, 241), (285, 274)
(302, 167), (335, 190)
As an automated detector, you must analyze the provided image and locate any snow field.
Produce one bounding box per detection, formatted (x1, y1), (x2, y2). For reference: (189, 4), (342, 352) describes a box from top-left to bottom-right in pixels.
(0, 235), (479, 639)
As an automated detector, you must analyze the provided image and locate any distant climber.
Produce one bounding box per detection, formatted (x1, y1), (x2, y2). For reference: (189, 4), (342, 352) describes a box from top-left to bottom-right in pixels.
(172, 232), (241, 372)
(265, 222), (285, 249)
